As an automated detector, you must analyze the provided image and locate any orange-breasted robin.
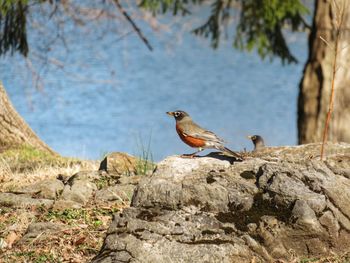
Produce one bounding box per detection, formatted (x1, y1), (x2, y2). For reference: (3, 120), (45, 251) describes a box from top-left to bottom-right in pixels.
(167, 110), (242, 160)
(247, 135), (265, 151)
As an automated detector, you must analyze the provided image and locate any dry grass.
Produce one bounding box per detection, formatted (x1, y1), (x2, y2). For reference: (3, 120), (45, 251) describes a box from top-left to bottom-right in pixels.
(0, 145), (127, 262)
(0, 205), (121, 263)
(0, 145), (98, 192)
(287, 251), (350, 263)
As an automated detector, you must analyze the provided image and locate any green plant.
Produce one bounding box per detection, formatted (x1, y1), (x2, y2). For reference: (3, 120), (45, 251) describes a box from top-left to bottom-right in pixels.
(94, 176), (116, 190)
(46, 209), (88, 223)
(10, 251), (57, 263)
(34, 253), (56, 263)
(134, 133), (156, 176)
(44, 207), (116, 228)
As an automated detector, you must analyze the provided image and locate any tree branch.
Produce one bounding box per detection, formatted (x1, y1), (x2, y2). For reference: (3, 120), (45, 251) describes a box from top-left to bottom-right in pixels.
(112, 0), (153, 51)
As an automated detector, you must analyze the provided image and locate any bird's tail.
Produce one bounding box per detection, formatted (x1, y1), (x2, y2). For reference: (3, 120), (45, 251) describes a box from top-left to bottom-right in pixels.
(218, 146), (243, 160)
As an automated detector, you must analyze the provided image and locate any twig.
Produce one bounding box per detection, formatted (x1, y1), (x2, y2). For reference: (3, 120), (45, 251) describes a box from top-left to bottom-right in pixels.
(25, 57), (44, 92)
(320, 0), (345, 160)
(319, 36), (334, 50)
(112, 0), (153, 51)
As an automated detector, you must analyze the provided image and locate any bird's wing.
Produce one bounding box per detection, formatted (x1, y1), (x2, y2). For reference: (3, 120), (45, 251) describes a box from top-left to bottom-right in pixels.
(182, 122), (224, 143)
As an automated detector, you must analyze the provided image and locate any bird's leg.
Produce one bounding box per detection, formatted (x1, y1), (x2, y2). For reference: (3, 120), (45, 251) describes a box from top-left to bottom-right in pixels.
(181, 148), (204, 158)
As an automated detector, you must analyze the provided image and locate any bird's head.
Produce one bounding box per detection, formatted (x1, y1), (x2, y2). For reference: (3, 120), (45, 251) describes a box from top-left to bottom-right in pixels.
(166, 110), (190, 121)
(247, 135), (265, 150)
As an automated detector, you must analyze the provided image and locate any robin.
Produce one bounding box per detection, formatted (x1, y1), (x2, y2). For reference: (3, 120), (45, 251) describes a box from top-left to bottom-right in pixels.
(247, 135), (265, 151)
(167, 110), (242, 160)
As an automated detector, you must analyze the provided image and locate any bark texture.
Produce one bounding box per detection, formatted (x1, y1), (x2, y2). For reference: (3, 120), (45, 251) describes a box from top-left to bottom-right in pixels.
(298, 0), (350, 144)
(0, 82), (54, 153)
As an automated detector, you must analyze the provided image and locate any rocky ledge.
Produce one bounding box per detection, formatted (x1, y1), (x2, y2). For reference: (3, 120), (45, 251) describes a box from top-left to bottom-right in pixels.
(93, 143), (350, 263)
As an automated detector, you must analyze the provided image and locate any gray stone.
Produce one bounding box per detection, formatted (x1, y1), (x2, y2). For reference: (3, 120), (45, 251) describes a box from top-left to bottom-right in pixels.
(319, 211), (340, 238)
(257, 163), (327, 212)
(20, 222), (68, 243)
(10, 179), (64, 200)
(66, 171), (100, 184)
(132, 156), (258, 212)
(95, 185), (135, 206)
(93, 208), (255, 263)
(94, 143), (350, 263)
(291, 200), (324, 233)
(0, 193), (54, 208)
(60, 180), (97, 205)
(325, 155), (350, 178)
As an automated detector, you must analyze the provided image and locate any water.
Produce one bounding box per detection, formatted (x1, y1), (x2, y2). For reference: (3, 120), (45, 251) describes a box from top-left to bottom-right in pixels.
(0, 8), (308, 161)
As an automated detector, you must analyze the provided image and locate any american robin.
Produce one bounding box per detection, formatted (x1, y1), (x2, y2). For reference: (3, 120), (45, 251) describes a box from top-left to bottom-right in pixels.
(247, 135), (265, 151)
(167, 110), (242, 159)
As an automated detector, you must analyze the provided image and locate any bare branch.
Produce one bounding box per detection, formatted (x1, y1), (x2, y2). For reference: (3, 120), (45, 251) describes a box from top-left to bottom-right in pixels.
(25, 57), (44, 92)
(112, 0), (153, 51)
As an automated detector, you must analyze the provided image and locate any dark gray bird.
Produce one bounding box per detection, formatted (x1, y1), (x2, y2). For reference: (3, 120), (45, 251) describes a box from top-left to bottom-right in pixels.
(247, 135), (265, 151)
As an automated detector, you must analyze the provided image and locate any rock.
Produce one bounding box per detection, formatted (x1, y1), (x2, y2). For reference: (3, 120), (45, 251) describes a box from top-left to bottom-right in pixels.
(325, 155), (350, 179)
(248, 142), (350, 161)
(319, 211), (340, 238)
(257, 162), (327, 213)
(54, 171), (99, 206)
(94, 175), (141, 206)
(60, 180), (97, 205)
(290, 200), (324, 233)
(10, 179), (64, 200)
(0, 193), (54, 208)
(66, 171), (100, 184)
(1, 167), (142, 211)
(132, 156), (258, 212)
(99, 152), (138, 177)
(95, 184), (135, 206)
(94, 143), (350, 263)
(52, 199), (82, 210)
(118, 175), (142, 185)
(93, 207), (255, 263)
(54, 170), (141, 208)
(20, 222), (68, 243)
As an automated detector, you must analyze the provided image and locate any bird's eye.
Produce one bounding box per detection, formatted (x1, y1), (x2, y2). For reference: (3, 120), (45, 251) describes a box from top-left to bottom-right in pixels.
(174, 112), (180, 117)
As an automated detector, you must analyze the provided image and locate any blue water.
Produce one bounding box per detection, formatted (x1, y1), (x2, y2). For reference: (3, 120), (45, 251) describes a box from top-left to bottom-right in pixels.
(0, 7), (308, 161)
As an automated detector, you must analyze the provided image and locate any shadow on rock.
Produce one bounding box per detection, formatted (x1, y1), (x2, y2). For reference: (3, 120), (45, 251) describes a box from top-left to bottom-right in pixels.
(203, 151), (242, 164)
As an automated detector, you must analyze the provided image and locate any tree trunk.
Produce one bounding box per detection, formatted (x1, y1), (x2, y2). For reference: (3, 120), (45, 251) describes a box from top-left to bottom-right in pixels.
(298, 0), (350, 144)
(0, 82), (55, 153)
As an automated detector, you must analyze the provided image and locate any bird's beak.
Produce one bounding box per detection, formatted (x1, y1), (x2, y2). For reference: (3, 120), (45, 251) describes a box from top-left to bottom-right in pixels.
(246, 135), (252, 140)
(166, 111), (174, 116)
